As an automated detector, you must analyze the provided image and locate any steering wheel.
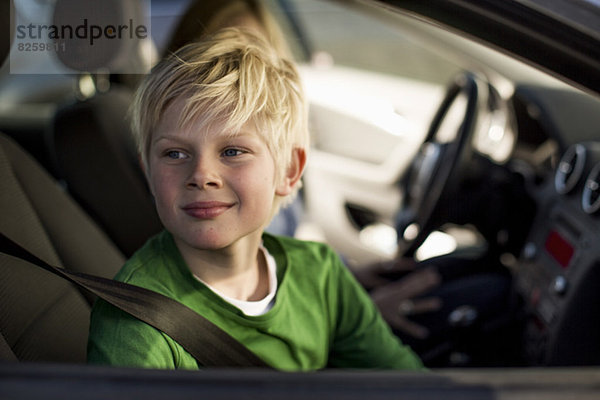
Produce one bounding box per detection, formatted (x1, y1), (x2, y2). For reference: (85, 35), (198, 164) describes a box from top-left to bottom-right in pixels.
(396, 72), (482, 257)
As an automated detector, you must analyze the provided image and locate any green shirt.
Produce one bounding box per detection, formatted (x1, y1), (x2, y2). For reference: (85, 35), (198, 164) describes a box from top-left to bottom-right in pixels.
(87, 231), (424, 371)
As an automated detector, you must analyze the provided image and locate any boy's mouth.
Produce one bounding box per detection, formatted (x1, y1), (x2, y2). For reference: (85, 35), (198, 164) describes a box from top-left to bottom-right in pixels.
(181, 201), (234, 219)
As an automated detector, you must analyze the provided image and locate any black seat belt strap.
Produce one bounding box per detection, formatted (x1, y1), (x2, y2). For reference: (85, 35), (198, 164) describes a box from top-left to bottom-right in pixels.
(0, 233), (270, 368)
(0, 331), (18, 362)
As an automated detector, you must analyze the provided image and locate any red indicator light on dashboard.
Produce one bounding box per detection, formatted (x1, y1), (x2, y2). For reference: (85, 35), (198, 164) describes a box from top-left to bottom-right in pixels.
(544, 230), (574, 268)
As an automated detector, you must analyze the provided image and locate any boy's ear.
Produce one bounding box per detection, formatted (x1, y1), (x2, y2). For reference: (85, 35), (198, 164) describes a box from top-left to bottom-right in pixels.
(275, 147), (307, 196)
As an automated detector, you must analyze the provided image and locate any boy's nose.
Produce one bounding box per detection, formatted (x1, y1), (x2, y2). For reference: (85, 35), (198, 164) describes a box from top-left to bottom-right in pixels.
(185, 158), (223, 189)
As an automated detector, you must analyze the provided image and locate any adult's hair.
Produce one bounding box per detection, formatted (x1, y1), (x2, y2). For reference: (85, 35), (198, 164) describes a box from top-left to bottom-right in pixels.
(164, 0), (291, 58)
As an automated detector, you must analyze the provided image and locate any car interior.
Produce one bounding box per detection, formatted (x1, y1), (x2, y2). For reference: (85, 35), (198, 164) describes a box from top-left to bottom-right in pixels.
(2, 0), (600, 397)
(0, 0), (163, 364)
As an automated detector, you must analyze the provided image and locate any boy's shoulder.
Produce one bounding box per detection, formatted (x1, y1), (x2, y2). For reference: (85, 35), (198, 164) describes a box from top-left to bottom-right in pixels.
(264, 231), (329, 251)
(263, 232), (340, 268)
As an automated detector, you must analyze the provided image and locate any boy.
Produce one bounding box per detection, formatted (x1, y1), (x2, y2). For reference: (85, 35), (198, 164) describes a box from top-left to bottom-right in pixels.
(87, 28), (423, 371)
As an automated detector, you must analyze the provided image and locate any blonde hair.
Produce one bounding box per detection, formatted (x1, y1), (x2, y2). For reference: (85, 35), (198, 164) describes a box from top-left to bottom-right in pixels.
(130, 27), (309, 207)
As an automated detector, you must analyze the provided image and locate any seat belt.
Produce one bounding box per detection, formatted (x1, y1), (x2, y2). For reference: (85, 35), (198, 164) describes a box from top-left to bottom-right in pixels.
(0, 233), (270, 368)
(0, 331), (18, 362)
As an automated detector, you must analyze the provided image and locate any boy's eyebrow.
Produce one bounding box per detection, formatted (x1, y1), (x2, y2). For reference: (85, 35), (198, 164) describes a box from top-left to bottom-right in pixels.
(153, 132), (185, 141)
(152, 131), (259, 145)
(151, 134), (189, 145)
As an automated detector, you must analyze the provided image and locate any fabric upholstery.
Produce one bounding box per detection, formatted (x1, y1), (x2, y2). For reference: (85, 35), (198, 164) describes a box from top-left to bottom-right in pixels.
(0, 133), (124, 362)
(49, 87), (162, 257)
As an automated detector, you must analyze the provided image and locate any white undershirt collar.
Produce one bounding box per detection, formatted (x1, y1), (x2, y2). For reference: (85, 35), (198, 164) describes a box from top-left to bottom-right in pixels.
(194, 244), (278, 316)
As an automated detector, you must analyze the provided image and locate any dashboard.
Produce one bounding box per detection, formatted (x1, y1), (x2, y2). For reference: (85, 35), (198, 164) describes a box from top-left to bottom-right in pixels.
(515, 139), (600, 365)
(449, 78), (600, 366)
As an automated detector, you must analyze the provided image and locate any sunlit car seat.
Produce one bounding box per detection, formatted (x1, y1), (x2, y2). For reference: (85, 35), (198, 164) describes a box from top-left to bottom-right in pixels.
(47, 0), (162, 257)
(0, 133), (125, 362)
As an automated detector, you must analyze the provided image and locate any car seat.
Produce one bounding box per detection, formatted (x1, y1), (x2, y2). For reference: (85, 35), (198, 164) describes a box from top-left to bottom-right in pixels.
(0, 0), (124, 364)
(49, 86), (162, 257)
(0, 133), (125, 362)
(46, 0), (162, 257)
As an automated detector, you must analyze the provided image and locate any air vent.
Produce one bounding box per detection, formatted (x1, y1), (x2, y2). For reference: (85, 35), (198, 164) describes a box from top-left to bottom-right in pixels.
(582, 162), (600, 214)
(555, 144), (586, 194)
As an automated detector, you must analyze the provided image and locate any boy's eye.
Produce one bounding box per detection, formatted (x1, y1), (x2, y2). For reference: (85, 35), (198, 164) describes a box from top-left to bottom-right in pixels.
(222, 148), (244, 157)
(165, 150), (187, 160)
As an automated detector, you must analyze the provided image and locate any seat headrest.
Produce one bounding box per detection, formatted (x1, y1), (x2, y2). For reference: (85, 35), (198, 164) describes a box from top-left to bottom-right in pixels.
(52, 0), (148, 73)
(1, 0), (15, 68)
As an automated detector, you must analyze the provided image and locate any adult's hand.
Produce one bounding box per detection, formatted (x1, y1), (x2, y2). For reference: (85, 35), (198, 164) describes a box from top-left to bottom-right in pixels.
(352, 257), (419, 291)
(370, 266), (442, 339)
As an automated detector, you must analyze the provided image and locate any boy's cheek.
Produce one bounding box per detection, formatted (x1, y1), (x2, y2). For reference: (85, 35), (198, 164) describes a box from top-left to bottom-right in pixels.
(146, 169), (172, 199)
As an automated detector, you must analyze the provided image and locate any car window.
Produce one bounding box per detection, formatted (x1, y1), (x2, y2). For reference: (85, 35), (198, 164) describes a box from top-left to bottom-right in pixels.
(3, 0), (600, 388)
(267, 0), (461, 166)
(282, 0), (458, 84)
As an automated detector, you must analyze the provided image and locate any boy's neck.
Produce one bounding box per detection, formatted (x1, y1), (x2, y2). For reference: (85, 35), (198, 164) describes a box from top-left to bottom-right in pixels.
(175, 232), (270, 302)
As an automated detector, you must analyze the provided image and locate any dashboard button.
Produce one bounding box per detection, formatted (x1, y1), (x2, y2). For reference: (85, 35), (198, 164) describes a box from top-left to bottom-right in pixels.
(553, 275), (568, 296)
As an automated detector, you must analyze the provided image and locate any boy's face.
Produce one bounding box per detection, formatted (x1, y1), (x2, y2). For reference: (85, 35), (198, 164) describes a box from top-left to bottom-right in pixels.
(146, 99), (286, 253)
